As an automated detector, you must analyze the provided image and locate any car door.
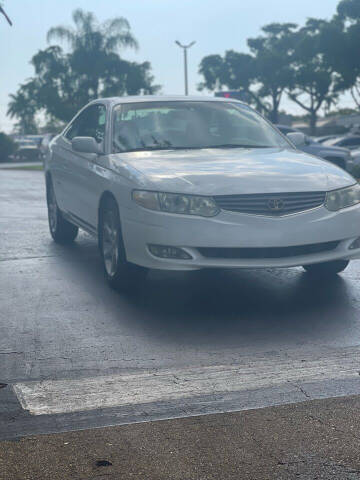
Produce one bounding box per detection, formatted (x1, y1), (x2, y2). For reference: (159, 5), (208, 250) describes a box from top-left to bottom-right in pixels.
(60, 103), (107, 231)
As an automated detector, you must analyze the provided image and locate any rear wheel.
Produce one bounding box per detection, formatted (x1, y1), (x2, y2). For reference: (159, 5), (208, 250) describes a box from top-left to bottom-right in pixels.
(47, 180), (78, 244)
(99, 197), (148, 291)
(303, 260), (349, 275)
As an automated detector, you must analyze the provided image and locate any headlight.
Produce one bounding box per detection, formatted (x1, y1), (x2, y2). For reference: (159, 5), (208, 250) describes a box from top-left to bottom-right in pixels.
(325, 184), (360, 211)
(132, 190), (220, 217)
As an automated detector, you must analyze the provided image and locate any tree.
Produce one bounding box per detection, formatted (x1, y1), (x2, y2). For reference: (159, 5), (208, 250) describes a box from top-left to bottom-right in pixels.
(198, 24), (297, 122)
(7, 84), (39, 134)
(8, 10), (160, 130)
(0, 133), (16, 162)
(248, 23), (297, 123)
(319, 0), (360, 109)
(47, 9), (139, 99)
(29, 46), (81, 123)
(337, 0), (360, 19)
(198, 54), (226, 92)
(286, 19), (338, 135)
(198, 51), (264, 111)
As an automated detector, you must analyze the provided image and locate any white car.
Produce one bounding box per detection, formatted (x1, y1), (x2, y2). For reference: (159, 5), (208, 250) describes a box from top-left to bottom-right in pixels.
(45, 96), (360, 290)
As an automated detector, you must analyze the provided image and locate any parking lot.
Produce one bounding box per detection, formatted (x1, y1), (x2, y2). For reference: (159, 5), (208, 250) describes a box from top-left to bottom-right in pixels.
(2, 169), (360, 478)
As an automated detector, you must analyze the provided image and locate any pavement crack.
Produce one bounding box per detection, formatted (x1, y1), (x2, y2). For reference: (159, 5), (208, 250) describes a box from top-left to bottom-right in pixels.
(287, 380), (311, 399)
(172, 374), (182, 385)
(0, 351), (23, 355)
(0, 255), (57, 262)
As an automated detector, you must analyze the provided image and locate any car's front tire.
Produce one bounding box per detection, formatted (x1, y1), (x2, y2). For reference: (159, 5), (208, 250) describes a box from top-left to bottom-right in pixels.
(99, 197), (148, 292)
(303, 259), (349, 275)
(46, 180), (78, 244)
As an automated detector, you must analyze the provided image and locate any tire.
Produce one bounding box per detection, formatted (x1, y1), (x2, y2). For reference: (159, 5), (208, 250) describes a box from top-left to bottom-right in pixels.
(46, 180), (78, 244)
(99, 197), (148, 292)
(303, 260), (349, 275)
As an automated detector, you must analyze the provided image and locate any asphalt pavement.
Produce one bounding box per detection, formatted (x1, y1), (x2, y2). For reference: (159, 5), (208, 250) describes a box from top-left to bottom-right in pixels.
(2, 170), (360, 479)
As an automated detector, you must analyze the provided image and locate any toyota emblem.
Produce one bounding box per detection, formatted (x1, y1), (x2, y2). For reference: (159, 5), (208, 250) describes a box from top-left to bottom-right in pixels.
(268, 198), (284, 211)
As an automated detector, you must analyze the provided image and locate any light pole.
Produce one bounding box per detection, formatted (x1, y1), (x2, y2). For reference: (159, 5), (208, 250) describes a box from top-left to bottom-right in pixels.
(175, 41), (196, 95)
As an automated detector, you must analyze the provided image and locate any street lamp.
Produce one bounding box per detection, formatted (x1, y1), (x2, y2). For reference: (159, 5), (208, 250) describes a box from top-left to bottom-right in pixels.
(175, 40), (196, 96)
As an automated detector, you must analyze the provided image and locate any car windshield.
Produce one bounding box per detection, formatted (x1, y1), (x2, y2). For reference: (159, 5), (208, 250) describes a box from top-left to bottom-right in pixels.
(112, 101), (290, 153)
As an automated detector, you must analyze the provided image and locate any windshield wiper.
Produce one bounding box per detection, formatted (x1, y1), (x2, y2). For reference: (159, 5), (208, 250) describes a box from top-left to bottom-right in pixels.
(122, 146), (176, 152)
(204, 144), (273, 149)
(122, 145), (206, 152)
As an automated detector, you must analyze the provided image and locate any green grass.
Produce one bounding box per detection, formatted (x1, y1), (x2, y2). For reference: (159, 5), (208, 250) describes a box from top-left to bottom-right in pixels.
(1, 164), (43, 171)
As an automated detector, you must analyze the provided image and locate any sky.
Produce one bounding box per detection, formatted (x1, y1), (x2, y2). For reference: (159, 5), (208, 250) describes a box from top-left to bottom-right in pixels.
(0, 0), (350, 132)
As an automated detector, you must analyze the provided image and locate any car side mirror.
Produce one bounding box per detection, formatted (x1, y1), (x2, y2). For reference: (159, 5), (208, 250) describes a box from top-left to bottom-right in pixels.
(72, 136), (102, 154)
(286, 132), (306, 147)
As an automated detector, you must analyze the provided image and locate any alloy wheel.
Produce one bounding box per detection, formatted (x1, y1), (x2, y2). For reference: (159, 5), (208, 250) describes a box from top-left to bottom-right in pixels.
(102, 210), (119, 277)
(48, 185), (58, 233)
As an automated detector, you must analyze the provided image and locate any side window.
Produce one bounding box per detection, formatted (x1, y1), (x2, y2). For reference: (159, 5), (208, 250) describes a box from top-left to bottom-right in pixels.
(65, 113), (84, 142)
(341, 138), (360, 147)
(65, 105), (106, 144)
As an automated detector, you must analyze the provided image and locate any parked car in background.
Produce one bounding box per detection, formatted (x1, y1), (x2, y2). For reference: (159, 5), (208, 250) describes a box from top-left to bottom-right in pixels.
(275, 125), (354, 172)
(351, 148), (360, 174)
(40, 133), (55, 158)
(14, 138), (41, 161)
(26, 135), (44, 148)
(45, 96), (360, 291)
(323, 135), (360, 151)
(314, 135), (339, 144)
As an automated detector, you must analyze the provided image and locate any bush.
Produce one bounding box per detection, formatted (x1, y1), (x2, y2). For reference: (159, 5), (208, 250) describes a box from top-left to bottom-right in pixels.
(0, 132), (17, 162)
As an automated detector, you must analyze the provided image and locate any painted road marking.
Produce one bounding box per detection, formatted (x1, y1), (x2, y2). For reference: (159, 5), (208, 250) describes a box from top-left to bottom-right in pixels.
(13, 347), (360, 416)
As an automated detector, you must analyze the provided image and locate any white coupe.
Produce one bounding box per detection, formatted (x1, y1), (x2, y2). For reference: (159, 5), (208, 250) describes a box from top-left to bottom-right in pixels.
(44, 96), (360, 290)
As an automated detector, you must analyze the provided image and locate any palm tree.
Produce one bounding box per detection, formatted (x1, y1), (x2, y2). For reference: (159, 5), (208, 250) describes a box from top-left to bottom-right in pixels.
(7, 85), (38, 134)
(47, 9), (139, 98)
(47, 9), (138, 53)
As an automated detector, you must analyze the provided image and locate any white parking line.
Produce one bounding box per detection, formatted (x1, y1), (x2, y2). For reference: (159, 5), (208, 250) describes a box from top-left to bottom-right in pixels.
(13, 348), (360, 416)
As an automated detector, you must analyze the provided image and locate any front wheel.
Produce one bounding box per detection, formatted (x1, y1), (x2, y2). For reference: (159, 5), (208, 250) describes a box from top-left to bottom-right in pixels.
(46, 180), (78, 244)
(99, 197), (148, 292)
(303, 260), (349, 275)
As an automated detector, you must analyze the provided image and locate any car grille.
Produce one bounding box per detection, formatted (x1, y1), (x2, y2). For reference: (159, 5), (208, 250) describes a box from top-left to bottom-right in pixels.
(214, 191), (326, 216)
(198, 241), (340, 259)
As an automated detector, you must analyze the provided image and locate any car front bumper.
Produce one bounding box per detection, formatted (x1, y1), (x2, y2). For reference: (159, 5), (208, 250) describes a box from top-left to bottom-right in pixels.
(122, 203), (360, 270)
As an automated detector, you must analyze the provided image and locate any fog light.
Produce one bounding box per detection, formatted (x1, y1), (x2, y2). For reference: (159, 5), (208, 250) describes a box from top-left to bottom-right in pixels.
(148, 244), (192, 259)
(349, 237), (360, 250)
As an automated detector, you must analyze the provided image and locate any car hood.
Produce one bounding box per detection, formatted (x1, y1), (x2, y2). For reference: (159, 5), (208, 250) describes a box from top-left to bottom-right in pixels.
(109, 147), (355, 195)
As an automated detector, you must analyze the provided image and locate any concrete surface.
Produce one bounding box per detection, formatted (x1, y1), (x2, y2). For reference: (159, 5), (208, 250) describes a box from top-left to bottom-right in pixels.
(2, 395), (360, 480)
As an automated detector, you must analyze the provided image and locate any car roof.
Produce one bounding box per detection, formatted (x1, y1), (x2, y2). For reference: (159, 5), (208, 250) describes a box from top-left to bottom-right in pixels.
(88, 95), (246, 107)
(324, 135), (360, 146)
